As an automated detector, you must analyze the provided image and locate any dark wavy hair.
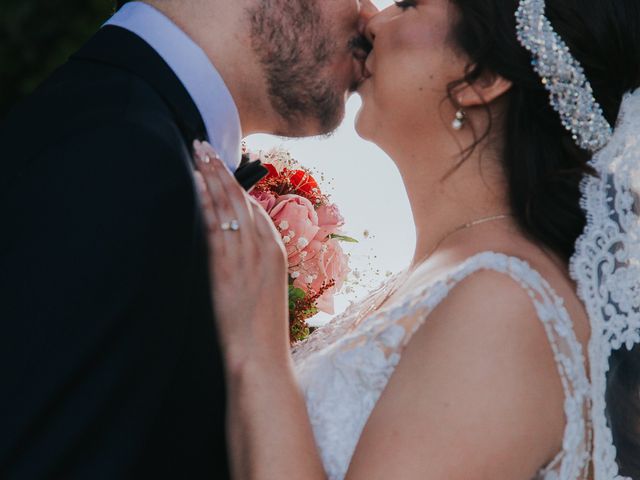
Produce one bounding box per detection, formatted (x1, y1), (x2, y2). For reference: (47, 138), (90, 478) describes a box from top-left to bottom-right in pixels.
(448, 0), (640, 476)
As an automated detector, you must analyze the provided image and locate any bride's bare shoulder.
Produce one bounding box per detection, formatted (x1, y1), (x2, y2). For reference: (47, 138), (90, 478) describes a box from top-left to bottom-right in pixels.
(348, 257), (569, 479)
(408, 240), (590, 350)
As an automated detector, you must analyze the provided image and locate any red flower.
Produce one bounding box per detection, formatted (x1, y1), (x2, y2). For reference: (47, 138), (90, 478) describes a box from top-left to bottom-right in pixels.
(255, 163), (323, 210)
(263, 163), (280, 180)
(290, 169), (319, 196)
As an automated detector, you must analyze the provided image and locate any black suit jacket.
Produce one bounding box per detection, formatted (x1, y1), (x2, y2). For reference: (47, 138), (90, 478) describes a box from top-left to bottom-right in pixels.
(0, 26), (229, 479)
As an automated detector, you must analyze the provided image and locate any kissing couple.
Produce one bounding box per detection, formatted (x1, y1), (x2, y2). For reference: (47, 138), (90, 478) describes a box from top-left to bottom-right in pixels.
(2, 0), (640, 479)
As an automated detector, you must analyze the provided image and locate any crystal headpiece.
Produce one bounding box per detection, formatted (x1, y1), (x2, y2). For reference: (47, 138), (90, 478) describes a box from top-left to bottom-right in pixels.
(515, 0), (613, 152)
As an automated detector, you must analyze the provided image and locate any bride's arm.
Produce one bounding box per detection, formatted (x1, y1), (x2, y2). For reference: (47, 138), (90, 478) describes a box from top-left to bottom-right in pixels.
(196, 156), (566, 480)
(346, 269), (566, 478)
(226, 350), (325, 479)
(195, 154), (325, 479)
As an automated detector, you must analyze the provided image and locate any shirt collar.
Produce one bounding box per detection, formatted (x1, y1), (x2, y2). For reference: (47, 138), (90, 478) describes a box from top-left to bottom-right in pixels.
(104, 1), (242, 171)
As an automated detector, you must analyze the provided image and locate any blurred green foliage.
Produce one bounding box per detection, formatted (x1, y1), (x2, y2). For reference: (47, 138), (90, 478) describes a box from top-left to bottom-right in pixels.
(0, 0), (115, 118)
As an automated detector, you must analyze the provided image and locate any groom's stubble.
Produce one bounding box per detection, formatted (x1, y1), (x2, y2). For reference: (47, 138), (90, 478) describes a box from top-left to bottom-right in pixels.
(248, 0), (346, 136)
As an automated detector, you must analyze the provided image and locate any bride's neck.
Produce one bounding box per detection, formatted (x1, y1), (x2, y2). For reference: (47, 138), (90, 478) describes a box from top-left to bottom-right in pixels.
(386, 136), (511, 269)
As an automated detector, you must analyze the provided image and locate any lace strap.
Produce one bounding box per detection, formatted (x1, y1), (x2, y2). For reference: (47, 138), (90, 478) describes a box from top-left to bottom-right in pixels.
(361, 251), (591, 479)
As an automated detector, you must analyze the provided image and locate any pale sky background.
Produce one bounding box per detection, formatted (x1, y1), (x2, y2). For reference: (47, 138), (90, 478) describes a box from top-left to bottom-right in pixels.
(246, 0), (413, 322)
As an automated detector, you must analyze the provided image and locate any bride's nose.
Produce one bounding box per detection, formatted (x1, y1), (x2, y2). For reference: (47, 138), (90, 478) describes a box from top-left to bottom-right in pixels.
(363, 7), (386, 45)
(358, 0), (379, 37)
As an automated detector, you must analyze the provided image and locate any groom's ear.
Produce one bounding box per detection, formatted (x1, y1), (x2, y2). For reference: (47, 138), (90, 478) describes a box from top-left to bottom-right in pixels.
(454, 71), (513, 109)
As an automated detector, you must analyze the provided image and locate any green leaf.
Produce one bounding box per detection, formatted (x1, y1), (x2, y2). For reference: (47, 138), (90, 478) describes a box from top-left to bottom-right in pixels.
(288, 286), (307, 310)
(303, 307), (318, 317)
(329, 234), (359, 243)
(288, 286), (306, 301)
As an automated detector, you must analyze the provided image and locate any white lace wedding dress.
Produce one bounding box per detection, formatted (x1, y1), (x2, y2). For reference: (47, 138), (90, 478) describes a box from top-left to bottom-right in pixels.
(293, 252), (592, 480)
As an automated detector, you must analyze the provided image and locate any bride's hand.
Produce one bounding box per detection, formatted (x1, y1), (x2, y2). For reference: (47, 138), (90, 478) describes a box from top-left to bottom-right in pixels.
(194, 148), (290, 372)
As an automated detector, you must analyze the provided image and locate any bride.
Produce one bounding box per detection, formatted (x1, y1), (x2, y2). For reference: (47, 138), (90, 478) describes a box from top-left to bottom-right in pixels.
(195, 0), (640, 478)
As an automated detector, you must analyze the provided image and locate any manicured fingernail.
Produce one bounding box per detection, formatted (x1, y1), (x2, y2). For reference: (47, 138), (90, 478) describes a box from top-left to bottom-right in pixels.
(193, 140), (205, 162)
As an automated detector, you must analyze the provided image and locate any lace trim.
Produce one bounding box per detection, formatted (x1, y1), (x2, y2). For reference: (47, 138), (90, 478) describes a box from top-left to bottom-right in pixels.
(569, 90), (640, 480)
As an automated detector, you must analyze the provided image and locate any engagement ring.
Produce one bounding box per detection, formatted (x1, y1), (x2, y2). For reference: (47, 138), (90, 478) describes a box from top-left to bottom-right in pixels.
(221, 220), (240, 231)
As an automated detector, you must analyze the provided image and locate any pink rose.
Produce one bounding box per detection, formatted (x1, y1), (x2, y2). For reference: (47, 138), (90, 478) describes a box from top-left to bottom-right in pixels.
(250, 190), (277, 213)
(269, 194), (320, 262)
(288, 238), (323, 269)
(293, 238), (350, 314)
(315, 203), (345, 240)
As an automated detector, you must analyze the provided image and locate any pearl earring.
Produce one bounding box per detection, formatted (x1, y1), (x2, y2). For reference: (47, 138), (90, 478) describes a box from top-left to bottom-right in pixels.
(452, 109), (466, 130)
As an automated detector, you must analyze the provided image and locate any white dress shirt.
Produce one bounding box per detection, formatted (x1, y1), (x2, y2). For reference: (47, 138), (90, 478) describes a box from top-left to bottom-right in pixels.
(105, 1), (242, 171)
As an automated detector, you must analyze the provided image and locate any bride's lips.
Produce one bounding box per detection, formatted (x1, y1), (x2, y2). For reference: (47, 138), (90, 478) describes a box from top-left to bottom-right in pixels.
(351, 56), (372, 91)
(350, 60), (369, 92)
(363, 55), (373, 79)
(356, 58), (373, 91)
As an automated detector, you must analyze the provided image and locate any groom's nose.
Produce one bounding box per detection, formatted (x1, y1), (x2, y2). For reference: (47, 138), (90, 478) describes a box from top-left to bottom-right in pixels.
(358, 0), (379, 36)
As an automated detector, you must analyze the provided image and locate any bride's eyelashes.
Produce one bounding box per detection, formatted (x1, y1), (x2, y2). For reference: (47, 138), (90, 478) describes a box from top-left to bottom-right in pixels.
(394, 0), (418, 10)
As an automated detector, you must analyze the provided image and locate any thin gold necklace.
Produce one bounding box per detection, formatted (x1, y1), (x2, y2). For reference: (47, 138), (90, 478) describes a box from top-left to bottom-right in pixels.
(413, 213), (513, 267)
(350, 213), (513, 330)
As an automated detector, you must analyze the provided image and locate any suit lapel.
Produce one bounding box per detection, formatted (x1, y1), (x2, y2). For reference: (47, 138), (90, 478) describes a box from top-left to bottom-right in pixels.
(72, 25), (207, 157)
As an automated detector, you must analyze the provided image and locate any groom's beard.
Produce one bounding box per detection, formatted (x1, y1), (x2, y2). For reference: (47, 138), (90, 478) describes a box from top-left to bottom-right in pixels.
(248, 0), (345, 136)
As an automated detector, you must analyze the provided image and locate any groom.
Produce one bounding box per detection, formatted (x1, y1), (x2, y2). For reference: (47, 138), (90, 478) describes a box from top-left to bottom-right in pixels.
(0, 0), (374, 478)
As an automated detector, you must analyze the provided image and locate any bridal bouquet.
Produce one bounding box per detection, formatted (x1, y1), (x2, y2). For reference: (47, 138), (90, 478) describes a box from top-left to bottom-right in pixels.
(245, 147), (354, 343)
